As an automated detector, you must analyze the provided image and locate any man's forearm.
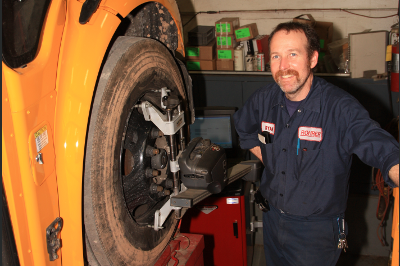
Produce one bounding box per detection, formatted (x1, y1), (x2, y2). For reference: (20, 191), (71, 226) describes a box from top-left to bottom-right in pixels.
(389, 164), (399, 187)
(250, 146), (263, 163)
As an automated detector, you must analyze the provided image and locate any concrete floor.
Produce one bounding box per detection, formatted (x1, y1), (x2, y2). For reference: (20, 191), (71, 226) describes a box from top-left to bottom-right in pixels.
(251, 244), (390, 266)
(336, 252), (390, 266)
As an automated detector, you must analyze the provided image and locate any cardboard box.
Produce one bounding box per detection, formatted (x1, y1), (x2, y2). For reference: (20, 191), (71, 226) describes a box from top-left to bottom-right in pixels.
(215, 17), (240, 35)
(293, 14), (333, 51)
(186, 59), (216, 71)
(216, 60), (234, 71)
(185, 39), (216, 60)
(349, 31), (388, 78)
(234, 23), (259, 42)
(216, 36), (237, 49)
(188, 26), (215, 46)
(216, 48), (235, 60)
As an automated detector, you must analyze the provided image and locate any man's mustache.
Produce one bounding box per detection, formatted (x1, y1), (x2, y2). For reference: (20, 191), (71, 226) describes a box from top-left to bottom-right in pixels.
(275, 69), (300, 81)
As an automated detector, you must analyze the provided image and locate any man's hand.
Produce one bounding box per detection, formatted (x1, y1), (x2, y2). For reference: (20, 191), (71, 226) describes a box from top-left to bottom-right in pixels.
(250, 146), (263, 163)
(389, 164), (399, 187)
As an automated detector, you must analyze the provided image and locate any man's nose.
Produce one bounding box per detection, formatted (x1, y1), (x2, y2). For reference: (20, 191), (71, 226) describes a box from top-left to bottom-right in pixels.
(279, 57), (289, 70)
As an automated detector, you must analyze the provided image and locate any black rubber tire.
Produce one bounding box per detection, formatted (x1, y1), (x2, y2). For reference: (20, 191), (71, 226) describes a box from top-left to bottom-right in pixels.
(84, 37), (186, 266)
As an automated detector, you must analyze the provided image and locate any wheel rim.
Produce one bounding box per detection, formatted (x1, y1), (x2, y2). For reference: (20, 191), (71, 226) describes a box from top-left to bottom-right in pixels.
(120, 106), (171, 227)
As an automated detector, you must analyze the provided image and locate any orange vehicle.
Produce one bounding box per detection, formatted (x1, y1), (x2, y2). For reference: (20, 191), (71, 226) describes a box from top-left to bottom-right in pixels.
(2, 0), (196, 265)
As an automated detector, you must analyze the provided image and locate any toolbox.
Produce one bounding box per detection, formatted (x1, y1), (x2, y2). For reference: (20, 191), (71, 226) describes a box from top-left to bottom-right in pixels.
(180, 179), (254, 266)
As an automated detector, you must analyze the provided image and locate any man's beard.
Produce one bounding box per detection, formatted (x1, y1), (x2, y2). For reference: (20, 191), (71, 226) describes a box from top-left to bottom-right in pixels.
(274, 67), (312, 96)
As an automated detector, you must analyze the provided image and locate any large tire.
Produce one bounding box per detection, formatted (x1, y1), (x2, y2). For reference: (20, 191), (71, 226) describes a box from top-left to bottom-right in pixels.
(84, 37), (186, 266)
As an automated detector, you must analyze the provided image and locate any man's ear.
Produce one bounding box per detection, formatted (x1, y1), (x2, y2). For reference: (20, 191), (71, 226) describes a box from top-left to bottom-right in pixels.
(310, 50), (319, 69)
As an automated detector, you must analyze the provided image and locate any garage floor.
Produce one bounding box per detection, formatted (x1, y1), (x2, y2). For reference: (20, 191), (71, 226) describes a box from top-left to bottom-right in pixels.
(251, 244), (390, 266)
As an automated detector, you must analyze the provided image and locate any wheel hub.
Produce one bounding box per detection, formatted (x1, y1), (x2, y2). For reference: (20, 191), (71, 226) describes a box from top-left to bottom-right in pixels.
(120, 108), (171, 225)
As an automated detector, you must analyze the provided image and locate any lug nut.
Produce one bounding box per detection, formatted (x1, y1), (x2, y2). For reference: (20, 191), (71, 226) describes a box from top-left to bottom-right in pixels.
(158, 189), (170, 197)
(151, 149), (168, 169)
(146, 146), (159, 157)
(165, 179), (174, 189)
(146, 168), (160, 178)
(150, 183), (160, 193)
(150, 128), (164, 139)
(157, 186), (164, 192)
(145, 168), (152, 178)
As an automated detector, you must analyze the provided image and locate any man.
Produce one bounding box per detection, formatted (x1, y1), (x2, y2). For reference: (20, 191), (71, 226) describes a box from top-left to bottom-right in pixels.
(233, 22), (399, 266)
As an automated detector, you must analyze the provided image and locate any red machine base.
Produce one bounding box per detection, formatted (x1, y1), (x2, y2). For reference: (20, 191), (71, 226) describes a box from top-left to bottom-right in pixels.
(155, 233), (205, 266)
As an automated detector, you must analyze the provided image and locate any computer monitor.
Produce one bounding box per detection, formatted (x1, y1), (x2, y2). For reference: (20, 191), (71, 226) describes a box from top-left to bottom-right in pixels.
(190, 106), (239, 158)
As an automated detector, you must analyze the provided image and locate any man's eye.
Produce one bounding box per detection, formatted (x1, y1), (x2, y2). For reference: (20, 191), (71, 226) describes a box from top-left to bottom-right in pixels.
(272, 55), (279, 59)
(290, 53), (297, 57)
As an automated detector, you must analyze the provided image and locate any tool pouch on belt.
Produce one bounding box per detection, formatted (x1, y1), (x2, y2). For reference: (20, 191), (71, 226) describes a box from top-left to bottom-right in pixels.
(254, 188), (270, 212)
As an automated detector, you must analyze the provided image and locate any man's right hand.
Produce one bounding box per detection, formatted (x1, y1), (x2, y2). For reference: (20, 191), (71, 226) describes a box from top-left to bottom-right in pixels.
(250, 146), (263, 163)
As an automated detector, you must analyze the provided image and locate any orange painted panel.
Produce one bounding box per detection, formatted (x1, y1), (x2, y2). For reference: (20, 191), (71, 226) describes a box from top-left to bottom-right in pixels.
(54, 1), (121, 265)
(2, 71), (34, 266)
(4, 0), (186, 265)
(2, 0), (65, 264)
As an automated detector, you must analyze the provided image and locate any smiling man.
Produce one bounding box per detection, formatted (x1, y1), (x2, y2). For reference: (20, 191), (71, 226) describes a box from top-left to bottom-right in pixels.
(271, 29), (317, 101)
(233, 22), (399, 266)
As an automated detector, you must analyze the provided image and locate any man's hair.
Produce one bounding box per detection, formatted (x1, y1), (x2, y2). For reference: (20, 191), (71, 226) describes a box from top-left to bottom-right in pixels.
(268, 22), (320, 60)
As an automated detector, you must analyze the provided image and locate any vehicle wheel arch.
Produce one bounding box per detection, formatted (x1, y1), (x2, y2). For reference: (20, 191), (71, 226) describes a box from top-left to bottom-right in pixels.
(54, 2), (191, 264)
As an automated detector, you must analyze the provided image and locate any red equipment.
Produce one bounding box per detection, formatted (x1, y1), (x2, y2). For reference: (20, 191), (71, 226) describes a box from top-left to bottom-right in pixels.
(155, 233), (205, 266)
(180, 180), (252, 266)
(391, 43), (399, 92)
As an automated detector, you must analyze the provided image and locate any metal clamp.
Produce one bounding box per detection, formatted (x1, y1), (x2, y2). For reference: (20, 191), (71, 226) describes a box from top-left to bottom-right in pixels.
(153, 199), (182, 231)
(169, 160), (180, 173)
(250, 216), (263, 232)
(140, 101), (185, 136)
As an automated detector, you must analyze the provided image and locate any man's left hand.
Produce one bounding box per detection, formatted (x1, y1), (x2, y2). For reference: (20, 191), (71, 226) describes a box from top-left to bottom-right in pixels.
(389, 164), (399, 187)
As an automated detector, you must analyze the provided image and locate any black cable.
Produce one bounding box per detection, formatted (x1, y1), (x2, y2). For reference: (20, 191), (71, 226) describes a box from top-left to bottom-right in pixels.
(341, 10), (397, 19)
(183, 12), (200, 28)
(183, 11), (219, 28)
(182, 9), (397, 21)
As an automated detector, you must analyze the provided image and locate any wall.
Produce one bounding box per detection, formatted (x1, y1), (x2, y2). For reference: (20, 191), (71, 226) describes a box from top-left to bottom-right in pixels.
(176, 0), (398, 44)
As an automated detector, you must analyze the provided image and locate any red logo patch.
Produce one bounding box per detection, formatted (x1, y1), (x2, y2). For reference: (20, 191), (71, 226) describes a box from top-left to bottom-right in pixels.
(261, 122), (275, 135)
(298, 126), (323, 142)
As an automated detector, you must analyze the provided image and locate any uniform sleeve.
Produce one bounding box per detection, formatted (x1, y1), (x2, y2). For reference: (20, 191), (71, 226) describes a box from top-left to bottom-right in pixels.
(233, 89), (262, 150)
(341, 97), (399, 188)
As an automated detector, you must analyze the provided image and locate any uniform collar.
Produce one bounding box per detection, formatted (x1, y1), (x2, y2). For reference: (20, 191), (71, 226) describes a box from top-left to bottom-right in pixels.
(272, 75), (321, 113)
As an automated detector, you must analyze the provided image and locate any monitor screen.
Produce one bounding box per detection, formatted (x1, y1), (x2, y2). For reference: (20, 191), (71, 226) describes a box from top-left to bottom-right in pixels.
(190, 115), (233, 149)
(189, 107), (239, 157)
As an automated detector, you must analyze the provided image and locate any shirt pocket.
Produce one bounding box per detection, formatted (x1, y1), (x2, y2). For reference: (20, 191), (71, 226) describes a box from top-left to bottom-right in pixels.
(260, 142), (275, 175)
(296, 148), (323, 182)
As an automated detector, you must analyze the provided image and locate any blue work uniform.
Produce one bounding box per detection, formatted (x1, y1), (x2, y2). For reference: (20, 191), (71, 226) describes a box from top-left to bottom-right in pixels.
(233, 76), (399, 265)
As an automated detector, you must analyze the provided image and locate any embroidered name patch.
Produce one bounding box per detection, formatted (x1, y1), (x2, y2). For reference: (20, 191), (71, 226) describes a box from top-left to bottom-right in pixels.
(261, 122), (275, 135)
(298, 126), (323, 142)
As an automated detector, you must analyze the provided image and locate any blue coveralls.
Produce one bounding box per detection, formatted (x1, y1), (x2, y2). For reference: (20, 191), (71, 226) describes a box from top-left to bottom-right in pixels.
(233, 76), (399, 265)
